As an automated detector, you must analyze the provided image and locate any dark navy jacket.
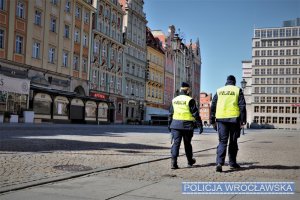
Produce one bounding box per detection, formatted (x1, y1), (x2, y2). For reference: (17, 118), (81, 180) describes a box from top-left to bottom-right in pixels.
(210, 80), (247, 124)
(168, 92), (202, 130)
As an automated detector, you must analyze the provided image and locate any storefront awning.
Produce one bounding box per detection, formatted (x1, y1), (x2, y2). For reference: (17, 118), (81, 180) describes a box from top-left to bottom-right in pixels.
(0, 74), (30, 95)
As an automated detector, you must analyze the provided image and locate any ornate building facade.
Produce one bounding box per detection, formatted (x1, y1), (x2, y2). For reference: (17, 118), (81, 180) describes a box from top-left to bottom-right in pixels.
(90, 0), (125, 123)
(0, 0), (102, 123)
(119, 0), (147, 123)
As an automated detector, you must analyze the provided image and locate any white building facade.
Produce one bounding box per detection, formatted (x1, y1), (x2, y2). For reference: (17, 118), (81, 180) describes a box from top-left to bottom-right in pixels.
(251, 19), (300, 129)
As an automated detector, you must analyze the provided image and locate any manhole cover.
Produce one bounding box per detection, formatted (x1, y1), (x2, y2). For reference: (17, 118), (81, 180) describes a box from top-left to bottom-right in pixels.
(53, 165), (93, 172)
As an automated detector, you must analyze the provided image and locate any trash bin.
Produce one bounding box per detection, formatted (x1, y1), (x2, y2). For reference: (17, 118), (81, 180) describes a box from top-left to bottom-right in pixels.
(23, 111), (34, 123)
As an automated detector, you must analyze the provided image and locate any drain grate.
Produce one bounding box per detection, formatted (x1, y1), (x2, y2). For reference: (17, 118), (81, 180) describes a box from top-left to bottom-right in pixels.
(53, 165), (93, 172)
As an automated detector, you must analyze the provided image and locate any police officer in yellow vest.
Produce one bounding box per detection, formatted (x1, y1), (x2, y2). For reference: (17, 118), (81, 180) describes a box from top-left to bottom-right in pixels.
(210, 75), (246, 172)
(168, 82), (203, 169)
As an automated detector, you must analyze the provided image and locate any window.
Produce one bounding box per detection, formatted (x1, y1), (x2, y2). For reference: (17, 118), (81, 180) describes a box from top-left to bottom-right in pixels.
(292, 118), (297, 124)
(73, 55), (79, 70)
(0, 0), (5, 10)
(273, 78), (278, 84)
(255, 50), (260, 56)
(279, 117), (284, 124)
(266, 117), (271, 123)
(280, 50), (284, 56)
(279, 107), (284, 113)
(273, 68), (278, 75)
(286, 97), (290, 103)
(292, 107), (297, 113)
(279, 97), (284, 103)
(254, 116), (259, 123)
(293, 59), (297, 65)
(267, 50), (272, 56)
(286, 107), (290, 114)
(286, 49), (291, 56)
(254, 106), (259, 112)
(32, 42), (40, 59)
(84, 11), (89, 23)
(83, 33), (88, 46)
(273, 50), (278, 56)
(286, 68), (291, 74)
(254, 96), (259, 102)
(273, 117), (277, 123)
(15, 35), (23, 54)
(293, 40), (298, 46)
(50, 17), (56, 32)
(34, 10), (42, 25)
(261, 96), (265, 102)
(274, 40), (278, 46)
(125, 107), (129, 118)
(65, 0), (70, 12)
(75, 5), (81, 19)
(273, 97), (278, 103)
(74, 29), (80, 42)
(16, 1), (25, 18)
(51, 0), (57, 5)
(267, 106), (271, 113)
(260, 116), (265, 124)
(279, 68), (284, 75)
(273, 107), (278, 113)
(280, 40), (284, 46)
(82, 58), (87, 72)
(267, 97), (271, 103)
(64, 25), (70, 38)
(293, 49), (298, 55)
(0, 29), (4, 49)
(292, 97), (297, 103)
(63, 51), (68, 67)
(48, 47), (55, 63)
(261, 59), (266, 65)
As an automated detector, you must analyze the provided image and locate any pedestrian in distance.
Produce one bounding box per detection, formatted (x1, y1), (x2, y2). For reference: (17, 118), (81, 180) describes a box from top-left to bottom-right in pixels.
(168, 82), (203, 169)
(210, 75), (247, 172)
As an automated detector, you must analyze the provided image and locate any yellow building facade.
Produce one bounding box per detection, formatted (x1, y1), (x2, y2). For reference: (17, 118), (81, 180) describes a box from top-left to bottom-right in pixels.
(145, 28), (166, 123)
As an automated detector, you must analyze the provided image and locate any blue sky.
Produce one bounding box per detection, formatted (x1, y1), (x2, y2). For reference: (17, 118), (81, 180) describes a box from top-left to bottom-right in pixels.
(144, 0), (300, 94)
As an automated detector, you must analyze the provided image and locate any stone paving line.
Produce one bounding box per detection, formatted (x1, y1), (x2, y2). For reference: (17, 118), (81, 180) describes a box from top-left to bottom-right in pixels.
(1, 128), (300, 195)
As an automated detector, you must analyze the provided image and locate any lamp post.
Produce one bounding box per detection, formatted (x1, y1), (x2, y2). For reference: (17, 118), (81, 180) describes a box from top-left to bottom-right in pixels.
(240, 78), (247, 135)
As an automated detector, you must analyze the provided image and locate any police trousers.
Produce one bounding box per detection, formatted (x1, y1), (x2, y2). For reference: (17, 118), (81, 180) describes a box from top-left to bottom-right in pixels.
(216, 122), (240, 165)
(171, 129), (194, 162)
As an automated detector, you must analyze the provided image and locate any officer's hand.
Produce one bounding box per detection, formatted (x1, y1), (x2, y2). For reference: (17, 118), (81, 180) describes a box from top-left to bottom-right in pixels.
(168, 126), (171, 132)
(213, 123), (218, 131)
(199, 125), (203, 134)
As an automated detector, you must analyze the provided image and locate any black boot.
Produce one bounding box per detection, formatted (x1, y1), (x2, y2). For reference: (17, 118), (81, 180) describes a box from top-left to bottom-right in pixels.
(171, 158), (179, 169)
(187, 158), (196, 168)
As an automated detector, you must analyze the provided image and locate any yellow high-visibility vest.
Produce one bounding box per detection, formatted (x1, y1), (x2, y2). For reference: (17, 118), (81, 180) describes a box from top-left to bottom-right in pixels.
(216, 85), (240, 119)
(172, 95), (195, 121)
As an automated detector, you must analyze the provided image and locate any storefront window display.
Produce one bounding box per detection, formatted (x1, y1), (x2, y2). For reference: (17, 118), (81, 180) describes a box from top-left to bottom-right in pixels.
(85, 101), (97, 121)
(33, 93), (52, 119)
(98, 102), (108, 122)
(53, 96), (69, 120)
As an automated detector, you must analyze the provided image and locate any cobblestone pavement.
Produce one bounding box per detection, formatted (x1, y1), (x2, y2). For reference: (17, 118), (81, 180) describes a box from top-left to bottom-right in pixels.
(0, 124), (299, 193)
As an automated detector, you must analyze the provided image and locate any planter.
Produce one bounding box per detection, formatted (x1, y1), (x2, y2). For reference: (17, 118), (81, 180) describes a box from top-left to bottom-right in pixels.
(0, 114), (3, 123)
(23, 111), (34, 123)
(10, 115), (19, 123)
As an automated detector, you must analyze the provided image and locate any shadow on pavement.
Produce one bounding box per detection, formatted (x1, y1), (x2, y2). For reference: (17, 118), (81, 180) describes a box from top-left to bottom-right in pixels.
(0, 138), (169, 152)
(223, 164), (300, 173)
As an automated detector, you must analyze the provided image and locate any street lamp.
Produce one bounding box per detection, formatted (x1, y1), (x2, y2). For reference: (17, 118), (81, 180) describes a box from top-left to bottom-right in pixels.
(240, 78), (247, 135)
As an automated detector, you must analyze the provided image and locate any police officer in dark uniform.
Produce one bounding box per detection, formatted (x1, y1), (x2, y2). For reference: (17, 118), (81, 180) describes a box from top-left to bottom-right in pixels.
(210, 75), (247, 172)
(168, 82), (203, 169)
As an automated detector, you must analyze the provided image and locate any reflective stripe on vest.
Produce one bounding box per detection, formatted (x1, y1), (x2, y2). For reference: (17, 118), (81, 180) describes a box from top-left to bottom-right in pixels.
(216, 85), (240, 119)
(172, 95), (195, 121)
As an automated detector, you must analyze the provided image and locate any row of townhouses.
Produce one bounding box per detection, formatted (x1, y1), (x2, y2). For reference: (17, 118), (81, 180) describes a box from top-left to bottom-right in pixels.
(0, 0), (201, 124)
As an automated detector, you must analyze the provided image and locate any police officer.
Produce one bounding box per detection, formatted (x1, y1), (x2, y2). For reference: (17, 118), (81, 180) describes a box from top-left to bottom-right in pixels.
(168, 82), (203, 169)
(210, 75), (246, 172)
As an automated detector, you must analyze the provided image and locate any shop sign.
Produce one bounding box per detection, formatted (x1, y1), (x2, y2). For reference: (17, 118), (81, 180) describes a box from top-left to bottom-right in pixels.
(0, 74), (30, 95)
(90, 91), (107, 100)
